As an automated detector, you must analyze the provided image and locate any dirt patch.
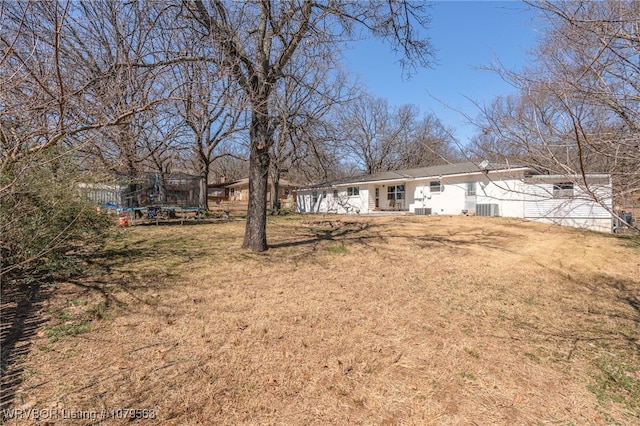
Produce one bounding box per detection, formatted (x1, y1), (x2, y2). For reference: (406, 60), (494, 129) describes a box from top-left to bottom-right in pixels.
(2, 216), (639, 425)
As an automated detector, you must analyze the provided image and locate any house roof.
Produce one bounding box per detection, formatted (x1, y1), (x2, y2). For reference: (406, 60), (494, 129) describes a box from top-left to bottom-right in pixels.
(225, 178), (298, 189)
(300, 161), (538, 190)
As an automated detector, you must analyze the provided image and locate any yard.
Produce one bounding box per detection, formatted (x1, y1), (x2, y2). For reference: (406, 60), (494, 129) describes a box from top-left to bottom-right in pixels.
(2, 215), (639, 425)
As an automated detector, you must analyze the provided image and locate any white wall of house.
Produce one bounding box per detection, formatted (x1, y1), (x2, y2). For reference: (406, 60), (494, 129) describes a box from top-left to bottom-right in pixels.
(406, 172), (528, 217)
(409, 175), (477, 215)
(522, 176), (612, 232)
(296, 171), (613, 232)
(296, 185), (368, 214)
(476, 173), (528, 218)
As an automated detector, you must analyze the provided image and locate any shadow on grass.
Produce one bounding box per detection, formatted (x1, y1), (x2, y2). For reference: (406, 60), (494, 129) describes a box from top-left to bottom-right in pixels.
(269, 221), (372, 250)
(0, 236), (193, 417)
(0, 279), (51, 417)
(73, 239), (195, 305)
(579, 272), (640, 351)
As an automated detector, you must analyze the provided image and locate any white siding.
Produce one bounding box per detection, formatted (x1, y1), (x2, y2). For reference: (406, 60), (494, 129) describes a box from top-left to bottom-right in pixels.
(296, 186), (368, 214)
(521, 178), (612, 232)
(523, 182), (611, 219)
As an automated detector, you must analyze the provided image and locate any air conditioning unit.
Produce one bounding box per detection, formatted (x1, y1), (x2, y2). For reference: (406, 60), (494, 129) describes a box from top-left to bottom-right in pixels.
(476, 204), (500, 217)
(414, 208), (432, 215)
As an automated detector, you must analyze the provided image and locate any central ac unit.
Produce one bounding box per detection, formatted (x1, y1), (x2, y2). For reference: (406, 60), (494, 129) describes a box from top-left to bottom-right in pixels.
(414, 208), (432, 215)
(476, 204), (500, 217)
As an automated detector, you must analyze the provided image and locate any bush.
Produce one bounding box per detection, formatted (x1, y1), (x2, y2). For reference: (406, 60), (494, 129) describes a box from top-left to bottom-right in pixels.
(1, 151), (113, 289)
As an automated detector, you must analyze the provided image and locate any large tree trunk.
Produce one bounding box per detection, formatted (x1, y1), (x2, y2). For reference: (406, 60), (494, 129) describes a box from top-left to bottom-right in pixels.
(198, 163), (208, 210)
(242, 111), (271, 252)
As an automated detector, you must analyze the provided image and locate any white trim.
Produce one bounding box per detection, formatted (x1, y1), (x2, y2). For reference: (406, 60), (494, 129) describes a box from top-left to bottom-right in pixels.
(323, 167), (534, 188)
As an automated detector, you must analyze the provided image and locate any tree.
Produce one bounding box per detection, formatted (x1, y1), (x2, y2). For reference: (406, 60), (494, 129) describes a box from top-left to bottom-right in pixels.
(0, 1), (135, 283)
(337, 93), (401, 174)
(337, 92), (457, 174)
(268, 59), (351, 209)
(173, 59), (244, 209)
(474, 0), (640, 228)
(396, 112), (460, 168)
(182, 0), (434, 251)
(66, 0), (173, 208)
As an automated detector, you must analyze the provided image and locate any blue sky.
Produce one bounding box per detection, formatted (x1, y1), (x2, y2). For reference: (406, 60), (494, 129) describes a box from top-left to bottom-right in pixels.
(343, 1), (541, 147)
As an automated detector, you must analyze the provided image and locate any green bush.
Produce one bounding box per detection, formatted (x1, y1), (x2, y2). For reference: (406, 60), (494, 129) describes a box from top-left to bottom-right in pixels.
(1, 151), (113, 288)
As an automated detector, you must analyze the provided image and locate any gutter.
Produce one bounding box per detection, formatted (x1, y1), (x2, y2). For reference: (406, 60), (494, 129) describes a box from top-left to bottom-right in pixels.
(299, 167), (535, 191)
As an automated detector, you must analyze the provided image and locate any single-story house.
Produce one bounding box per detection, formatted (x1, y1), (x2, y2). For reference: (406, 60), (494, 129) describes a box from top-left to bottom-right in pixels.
(296, 161), (613, 232)
(207, 181), (231, 204)
(227, 178), (297, 206)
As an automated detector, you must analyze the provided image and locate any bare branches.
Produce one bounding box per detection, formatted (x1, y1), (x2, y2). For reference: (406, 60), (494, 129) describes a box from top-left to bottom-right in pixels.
(335, 92), (457, 175)
(473, 0), (639, 219)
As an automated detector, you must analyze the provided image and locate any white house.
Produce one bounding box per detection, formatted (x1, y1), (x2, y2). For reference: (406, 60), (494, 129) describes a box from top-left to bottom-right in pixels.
(296, 162), (613, 232)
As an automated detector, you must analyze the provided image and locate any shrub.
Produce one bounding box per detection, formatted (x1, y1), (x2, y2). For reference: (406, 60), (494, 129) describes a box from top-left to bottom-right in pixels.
(1, 150), (113, 289)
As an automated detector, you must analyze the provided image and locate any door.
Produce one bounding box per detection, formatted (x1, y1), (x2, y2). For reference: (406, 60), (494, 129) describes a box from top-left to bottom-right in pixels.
(375, 187), (380, 208)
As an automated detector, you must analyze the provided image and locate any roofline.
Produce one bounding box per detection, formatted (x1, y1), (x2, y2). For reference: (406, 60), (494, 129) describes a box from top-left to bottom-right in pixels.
(299, 166), (537, 190)
(525, 174), (610, 179)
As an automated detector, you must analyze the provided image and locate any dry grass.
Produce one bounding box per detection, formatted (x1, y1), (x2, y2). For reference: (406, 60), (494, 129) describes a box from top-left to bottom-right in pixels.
(2, 215), (639, 425)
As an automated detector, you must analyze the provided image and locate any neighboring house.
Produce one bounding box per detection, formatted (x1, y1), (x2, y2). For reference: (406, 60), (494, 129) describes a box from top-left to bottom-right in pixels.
(296, 162), (613, 232)
(207, 182), (231, 205)
(227, 178), (297, 207)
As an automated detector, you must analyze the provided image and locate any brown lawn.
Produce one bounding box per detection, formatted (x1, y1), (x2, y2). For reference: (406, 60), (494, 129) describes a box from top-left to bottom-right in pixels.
(2, 215), (639, 425)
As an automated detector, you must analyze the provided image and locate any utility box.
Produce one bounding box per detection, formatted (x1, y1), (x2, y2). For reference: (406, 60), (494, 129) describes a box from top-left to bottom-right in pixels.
(414, 208), (432, 215)
(476, 204), (500, 217)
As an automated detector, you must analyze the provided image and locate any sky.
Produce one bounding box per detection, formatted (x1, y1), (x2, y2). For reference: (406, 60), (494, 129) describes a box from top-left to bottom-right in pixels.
(343, 1), (542, 148)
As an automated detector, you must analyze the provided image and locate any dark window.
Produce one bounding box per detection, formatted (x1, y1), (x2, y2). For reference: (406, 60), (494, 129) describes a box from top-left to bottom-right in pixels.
(312, 191), (318, 203)
(430, 181), (442, 193)
(347, 187), (360, 196)
(387, 185), (405, 200)
(553, 182), (574, 198)
(466, 182), (476, 196)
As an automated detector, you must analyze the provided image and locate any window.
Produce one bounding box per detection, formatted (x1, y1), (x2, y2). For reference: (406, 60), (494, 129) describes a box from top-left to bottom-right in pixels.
(387, 185), (405, 200)
(553, 182), (574, 198)
(312, 191), (318, 203)
(333, 189), (338, 198)
(430, 181), (442, 193)
(347, 186), (360, 196)
(466, 182), (476, 196)
(283, 188), (290, 196)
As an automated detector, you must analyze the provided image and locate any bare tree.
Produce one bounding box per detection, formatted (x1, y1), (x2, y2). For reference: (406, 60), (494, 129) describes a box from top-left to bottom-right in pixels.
(396, 112), (460, 168)
(268, 59), (352, 209)
(181, 0), (435, 251)
(337, 93), (401, 174)
(337, 93), (456, 174)
(66, 0), (174, 207)
(210, 141), (249, 182)
(474, 0), (640, 229)
(173, 57), (245, 209)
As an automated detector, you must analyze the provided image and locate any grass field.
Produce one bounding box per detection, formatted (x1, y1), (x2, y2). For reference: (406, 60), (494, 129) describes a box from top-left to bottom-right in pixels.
(2, 215), (639, 425)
